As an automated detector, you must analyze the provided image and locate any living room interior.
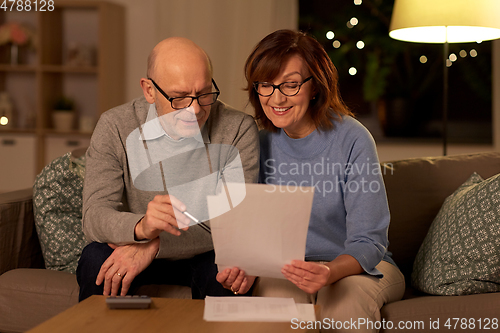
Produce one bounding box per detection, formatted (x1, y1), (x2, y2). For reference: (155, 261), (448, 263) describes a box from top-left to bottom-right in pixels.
(0, 0), (499, 193)
(1, 1), (500, 332)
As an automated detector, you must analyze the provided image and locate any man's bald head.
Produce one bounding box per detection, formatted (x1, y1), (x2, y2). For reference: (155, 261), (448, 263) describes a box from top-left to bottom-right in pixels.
(147, 37), (213, 80)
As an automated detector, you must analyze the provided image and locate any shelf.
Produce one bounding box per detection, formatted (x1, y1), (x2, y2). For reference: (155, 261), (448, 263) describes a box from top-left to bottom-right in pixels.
(0, 128), (36, 134)
(43, 129), (92, 137)
(0, 0), (124, 187)
(0, 64), (37, 72)
(41, 64), (98, 74)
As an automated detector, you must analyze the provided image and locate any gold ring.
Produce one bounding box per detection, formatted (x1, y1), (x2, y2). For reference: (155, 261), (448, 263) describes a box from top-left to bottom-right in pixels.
(116, 272), (122, 277)
(230, 286), (239, 295)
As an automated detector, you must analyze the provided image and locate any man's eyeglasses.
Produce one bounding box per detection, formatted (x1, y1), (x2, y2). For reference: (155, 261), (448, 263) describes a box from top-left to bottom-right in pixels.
(253, 76), (313, 97)
(148, 78), (220, 110)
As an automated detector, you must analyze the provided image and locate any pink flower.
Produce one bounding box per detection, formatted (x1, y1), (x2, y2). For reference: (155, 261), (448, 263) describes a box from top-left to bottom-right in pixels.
(0, 22), (33, 46)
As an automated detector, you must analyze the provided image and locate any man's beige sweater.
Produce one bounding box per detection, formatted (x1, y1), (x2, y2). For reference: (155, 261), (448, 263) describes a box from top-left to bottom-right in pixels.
(82, 96), (259, 259)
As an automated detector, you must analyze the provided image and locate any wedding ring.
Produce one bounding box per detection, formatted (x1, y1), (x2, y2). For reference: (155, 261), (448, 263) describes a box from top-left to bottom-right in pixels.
(116, 272), (122, 277)
(230, 286), (239, 295)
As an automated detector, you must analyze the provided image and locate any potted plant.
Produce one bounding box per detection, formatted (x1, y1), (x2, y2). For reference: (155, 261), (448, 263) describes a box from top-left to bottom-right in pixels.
(52, 96), (75, 132)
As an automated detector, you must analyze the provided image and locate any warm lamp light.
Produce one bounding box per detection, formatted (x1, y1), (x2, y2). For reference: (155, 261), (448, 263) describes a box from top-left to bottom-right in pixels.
(389, 0), (500, 155)
(390, 0), (500, 43)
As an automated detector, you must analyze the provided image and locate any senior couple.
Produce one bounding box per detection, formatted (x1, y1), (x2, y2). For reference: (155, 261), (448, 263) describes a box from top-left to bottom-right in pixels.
(77, 30), (404, 332)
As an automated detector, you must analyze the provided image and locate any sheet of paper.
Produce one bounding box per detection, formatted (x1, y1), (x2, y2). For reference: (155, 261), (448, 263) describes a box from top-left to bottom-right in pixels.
(204, 296), (307, 322)
(208, 183), (314, 279)
(295, 303), (317, 322)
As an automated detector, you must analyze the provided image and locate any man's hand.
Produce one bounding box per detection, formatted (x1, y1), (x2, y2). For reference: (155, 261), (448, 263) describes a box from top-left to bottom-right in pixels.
(281, 260), (331, 294)
(96, 237), (160, 296)
(135, 194), (191, 240)
(216, 267), (256, 295)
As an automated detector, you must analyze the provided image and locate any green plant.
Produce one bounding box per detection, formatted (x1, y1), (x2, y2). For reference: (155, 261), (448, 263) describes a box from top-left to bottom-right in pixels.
(53, 96), (75, 111)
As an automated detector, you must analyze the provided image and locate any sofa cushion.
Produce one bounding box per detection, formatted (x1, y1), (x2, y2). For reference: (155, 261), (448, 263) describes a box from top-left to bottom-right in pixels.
(0, 189), (45, 276)
(381, 292), (500, 330)
(383, 152), (500, 285)
(412, 172), (500, 295)
(0, 268), (79, 333)
(33, 151), (87, 274)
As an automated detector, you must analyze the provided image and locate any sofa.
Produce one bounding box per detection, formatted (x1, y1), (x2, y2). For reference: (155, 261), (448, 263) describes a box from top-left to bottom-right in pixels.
(1, 151), (500, 332)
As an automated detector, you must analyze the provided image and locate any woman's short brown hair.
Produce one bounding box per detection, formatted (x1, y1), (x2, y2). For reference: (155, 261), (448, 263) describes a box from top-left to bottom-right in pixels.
(245, 29), (352, 132)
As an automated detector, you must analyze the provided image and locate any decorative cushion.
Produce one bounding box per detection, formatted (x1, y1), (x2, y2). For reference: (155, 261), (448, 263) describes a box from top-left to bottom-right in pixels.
(33, 152), (87, 274)
(412, 172), (500, 295)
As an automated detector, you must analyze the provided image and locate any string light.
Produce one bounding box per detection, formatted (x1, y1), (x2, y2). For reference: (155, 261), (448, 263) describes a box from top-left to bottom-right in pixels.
(459, 50), (467, 58)
(0, 116), (8, 126)
(326, 31), (335, 40)
(333, 40), (341, 48)
(349, 67), (357, 75)
(419, 55), (428, 64)
(350, 17), (359, 26)
(470, 49), (478, 57)
(354, 0), (362, 4)
(356, 41), (365, 49)
(449, 53), (457, 62)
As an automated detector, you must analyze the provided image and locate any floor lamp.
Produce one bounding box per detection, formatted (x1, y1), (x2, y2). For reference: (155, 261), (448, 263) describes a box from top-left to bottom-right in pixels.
(388, 0), (500, 156)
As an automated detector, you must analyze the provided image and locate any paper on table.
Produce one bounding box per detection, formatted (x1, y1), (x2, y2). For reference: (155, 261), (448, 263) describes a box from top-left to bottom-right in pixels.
(208, 183), (314, 279)
(203, 296), (310, 322)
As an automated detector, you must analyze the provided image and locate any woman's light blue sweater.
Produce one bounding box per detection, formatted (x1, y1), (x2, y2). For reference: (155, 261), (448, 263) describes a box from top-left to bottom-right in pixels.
(259, 115), (395, 276)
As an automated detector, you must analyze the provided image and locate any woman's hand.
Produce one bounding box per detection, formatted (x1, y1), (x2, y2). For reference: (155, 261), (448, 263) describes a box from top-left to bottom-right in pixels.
(216, 267), (256, 295)
(282, 260), (331, 294)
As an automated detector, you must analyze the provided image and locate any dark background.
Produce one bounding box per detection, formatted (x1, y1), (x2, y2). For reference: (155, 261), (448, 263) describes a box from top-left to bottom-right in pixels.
(299, 0), (492, 143)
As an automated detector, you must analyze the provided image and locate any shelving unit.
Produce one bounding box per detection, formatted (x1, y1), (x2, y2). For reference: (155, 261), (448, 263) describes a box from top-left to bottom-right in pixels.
(0, 1), (124, 192)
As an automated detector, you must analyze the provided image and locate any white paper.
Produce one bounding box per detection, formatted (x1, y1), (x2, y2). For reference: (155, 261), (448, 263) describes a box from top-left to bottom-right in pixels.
(208, 183), (314, 279)
(203, 296), (300, 322)
(295, 303), (317, 322)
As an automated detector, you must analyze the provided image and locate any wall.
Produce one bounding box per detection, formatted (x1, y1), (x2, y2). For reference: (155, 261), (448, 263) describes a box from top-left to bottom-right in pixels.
(106, 0), (298, 113)
(55, 0), (500, 162)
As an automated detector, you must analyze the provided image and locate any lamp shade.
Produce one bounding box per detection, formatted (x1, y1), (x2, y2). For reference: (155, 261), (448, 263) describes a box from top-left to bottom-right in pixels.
(389, 0), (500, 43)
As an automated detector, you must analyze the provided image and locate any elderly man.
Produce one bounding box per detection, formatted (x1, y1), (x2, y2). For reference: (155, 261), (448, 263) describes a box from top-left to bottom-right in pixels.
(76, 37), (259, 301)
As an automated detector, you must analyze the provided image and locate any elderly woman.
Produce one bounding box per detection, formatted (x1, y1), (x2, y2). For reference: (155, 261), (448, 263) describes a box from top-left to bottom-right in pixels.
(217, 29), (404, 332)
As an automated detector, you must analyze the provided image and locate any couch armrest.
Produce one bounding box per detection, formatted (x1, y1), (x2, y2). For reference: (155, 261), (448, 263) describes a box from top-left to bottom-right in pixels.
(0, 188), (45, 275)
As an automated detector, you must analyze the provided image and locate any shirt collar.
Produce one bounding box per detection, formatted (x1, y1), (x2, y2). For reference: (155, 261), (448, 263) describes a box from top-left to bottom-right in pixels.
(140, 103), (210, 144)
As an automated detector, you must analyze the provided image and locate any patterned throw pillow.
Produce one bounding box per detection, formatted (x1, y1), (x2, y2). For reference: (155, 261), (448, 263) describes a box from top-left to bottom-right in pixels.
(412, 172), (500, 295)
(33, 152), (87, 274)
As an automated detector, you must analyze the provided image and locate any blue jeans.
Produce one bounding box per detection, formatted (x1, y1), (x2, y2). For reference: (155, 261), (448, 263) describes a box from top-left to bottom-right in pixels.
(76, 242), (238, 302)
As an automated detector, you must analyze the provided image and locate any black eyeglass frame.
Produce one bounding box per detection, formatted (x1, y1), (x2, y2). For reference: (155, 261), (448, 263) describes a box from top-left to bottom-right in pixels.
(148, 78), (221, 110)
(253, 76), (313, 97)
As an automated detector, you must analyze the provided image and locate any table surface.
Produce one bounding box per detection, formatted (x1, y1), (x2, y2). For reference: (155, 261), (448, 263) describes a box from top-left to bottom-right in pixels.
(27, 295), (318, 333)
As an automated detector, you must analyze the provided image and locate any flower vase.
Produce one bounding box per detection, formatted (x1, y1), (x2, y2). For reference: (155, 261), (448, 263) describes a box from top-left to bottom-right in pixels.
(10, 44), (18, 65)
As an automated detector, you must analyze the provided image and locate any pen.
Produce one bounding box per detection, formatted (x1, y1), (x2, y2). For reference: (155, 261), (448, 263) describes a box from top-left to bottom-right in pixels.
(182, 211), (211, 234)
(182, 211), (199, 223)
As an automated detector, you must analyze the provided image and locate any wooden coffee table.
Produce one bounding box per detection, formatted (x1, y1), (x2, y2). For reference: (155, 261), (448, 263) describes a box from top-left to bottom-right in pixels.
(27, 295), (318, 333)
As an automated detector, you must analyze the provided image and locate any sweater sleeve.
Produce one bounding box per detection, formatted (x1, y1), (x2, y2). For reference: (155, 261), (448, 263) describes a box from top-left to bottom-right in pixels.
(82, 111), (145, 245)
(339, 123), (390, 276)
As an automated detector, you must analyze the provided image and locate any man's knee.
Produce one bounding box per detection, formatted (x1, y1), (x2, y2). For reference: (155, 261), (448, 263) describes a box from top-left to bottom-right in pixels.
(77, 242), (113, 275)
